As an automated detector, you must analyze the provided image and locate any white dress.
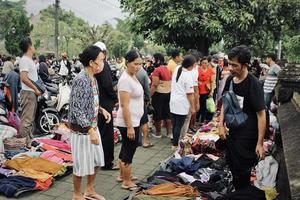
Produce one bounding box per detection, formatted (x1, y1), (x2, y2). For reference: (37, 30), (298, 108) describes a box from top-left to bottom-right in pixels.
(71, 79), (104, 177)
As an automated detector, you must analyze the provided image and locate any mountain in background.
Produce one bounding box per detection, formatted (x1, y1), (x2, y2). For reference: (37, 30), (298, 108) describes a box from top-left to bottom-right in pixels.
(25, 0), (125, 25)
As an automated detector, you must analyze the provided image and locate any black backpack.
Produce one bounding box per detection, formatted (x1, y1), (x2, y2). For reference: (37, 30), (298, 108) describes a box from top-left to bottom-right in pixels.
(222, 79), (248, 129)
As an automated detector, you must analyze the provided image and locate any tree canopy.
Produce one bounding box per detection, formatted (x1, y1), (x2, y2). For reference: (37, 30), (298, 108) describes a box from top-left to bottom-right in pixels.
(120, 0), (300, 58)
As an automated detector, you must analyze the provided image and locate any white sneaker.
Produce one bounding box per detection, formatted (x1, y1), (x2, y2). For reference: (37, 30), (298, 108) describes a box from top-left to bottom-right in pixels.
(151, 133), (162, 138)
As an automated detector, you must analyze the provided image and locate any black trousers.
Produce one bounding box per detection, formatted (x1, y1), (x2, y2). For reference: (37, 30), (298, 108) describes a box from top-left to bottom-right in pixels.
(98, 111), (114, 168)
(225, 136), (258, 189)
(172, 113), (187, 146)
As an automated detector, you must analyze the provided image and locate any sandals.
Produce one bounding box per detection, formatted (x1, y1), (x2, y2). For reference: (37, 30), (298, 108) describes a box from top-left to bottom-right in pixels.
(83, 193), (105, 200)
(117, 176), (138, 182)
(142, 143), (154, 148)
(121, 184), (138, 191)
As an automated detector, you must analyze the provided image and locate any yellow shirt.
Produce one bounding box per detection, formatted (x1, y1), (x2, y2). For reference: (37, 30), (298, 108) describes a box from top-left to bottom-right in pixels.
(167, 59), (177, 75)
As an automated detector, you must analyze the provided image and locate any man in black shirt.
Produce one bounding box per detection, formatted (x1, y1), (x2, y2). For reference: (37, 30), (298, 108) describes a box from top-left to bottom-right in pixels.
(219, 45), (266, 189)
(94, 42), (118, 170)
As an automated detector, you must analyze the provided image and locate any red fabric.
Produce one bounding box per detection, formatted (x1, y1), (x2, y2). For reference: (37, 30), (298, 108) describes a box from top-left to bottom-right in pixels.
(35, 178), (53, 190)
(151, 66), (171, 81)
(198, 67), (214, 94)
(36, 139), (71, 152)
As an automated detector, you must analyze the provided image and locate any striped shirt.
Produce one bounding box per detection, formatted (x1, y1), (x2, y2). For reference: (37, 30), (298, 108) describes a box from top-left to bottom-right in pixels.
(263, 63), (281, 93)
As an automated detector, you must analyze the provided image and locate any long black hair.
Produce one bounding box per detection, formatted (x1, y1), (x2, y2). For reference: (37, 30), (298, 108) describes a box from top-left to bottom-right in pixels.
(176, 55), (196, 82)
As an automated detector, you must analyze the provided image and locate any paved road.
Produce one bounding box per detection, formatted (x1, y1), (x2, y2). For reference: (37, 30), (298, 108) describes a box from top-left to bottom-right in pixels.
(0, 135), (173, 200)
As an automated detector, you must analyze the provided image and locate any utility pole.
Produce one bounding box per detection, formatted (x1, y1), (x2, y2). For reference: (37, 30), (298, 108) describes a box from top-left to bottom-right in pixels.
(54, 0), (60, 58)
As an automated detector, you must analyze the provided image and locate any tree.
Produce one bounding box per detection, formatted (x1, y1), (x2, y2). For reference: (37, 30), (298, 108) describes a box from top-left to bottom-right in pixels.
(120, 0), (300, 56)
(4, 11), (33, 56)
(0, 0), (26, 39)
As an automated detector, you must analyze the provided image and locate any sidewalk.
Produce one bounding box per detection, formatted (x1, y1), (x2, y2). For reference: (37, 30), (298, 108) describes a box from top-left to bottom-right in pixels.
(0, 135), (173, 200)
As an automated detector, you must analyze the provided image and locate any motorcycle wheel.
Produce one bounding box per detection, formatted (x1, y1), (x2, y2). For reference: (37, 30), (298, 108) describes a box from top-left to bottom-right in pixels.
(38, 111), (60, 134)
(59, 104), (69, 122)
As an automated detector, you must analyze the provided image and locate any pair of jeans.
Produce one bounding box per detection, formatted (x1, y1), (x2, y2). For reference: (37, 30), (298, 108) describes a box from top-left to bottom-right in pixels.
(264, 92), (273, 110)
(172, 114), (187, 146)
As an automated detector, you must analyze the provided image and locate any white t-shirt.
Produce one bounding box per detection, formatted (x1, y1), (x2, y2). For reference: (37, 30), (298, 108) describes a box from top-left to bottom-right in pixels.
(116, 71), (144, 127)
(59, 60), (69, 76)
(191, 66), (198, 87)
(170, 67), (194, 115)
(19, 55), (38, 92)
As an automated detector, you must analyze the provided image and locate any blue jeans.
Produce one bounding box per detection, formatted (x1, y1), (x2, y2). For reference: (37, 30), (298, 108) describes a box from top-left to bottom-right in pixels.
(264, 92), (273, 110)
(172, 113), (187, 146)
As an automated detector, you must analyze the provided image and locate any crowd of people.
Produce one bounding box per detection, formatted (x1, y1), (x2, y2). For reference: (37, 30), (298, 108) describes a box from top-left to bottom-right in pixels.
(0, 36), (283, 200)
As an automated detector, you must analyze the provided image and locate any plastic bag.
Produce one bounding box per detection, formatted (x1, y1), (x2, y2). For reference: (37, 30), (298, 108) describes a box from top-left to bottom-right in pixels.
(206, 97), (216, 113)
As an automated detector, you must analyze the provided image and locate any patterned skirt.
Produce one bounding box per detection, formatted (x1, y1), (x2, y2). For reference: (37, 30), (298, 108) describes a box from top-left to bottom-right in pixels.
(71, 128), (104, 177)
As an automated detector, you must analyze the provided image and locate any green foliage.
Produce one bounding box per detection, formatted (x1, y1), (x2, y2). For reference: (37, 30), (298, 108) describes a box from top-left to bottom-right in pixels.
(283, 34), (300, 62)
(4, 11), (33, 56)
(120, 0), (300, 57)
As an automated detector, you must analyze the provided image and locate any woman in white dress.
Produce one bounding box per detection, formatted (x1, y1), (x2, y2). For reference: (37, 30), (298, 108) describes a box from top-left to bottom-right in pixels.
(69, 45), (111, 200)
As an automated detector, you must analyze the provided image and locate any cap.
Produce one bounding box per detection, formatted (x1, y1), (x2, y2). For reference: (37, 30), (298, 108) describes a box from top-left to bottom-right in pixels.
(94, 41), (107, 51)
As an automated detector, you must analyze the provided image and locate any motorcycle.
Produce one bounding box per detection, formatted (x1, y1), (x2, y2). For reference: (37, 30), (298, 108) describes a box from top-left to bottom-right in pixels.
(56, 81), (71, 122)
(34, 90), (60, 134)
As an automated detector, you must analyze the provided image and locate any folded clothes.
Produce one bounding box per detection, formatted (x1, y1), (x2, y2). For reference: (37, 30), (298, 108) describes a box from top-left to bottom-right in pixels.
(34, 139), (71, 152)
(15, 168), (53, 182)
(5, 155), (66, 176)
(0, 176), (36, 197)
(0, 167), (16, 177)
(133, 194), (194, 200)
(40, 150), (72, 165)
(143, 183), (199, 197)
(35, 177), (53, 190)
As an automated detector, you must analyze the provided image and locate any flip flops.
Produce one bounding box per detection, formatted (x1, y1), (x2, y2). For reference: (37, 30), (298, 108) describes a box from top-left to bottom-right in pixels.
(142, 143), (154, 148)
(117, 176), (138, 182)
(121, 184), (138, 191)
(83, 193), (105, 200)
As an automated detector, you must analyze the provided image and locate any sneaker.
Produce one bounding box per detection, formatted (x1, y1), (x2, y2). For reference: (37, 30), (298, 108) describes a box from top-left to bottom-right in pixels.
(167, 134), (173, 139)
(151, 133), (162, 138)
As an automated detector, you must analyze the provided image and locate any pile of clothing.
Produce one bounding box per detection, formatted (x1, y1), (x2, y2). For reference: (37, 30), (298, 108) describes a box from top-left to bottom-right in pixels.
(0, 123), (72, 198)
(128, 113), (280, 200)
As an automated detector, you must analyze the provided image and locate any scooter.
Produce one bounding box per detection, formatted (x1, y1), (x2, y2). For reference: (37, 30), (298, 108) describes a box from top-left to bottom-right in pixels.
(34, 90), (60, 134)
(56, 81), (71, 121)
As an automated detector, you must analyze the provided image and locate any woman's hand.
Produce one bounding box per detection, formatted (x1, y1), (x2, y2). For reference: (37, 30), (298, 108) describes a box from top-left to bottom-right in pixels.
(89, 128), (100, 145)
(127, 127), (135, 140)
(101, 108), (111, 123)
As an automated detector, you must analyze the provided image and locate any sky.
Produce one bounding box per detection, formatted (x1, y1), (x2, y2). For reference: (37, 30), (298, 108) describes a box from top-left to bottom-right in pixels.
(25, 0), (126, 25)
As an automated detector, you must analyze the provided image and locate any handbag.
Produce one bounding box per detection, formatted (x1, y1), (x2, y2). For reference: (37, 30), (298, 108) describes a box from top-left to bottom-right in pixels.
(222, 79), (248, 129)
(206, 97), (216, 113)
(30, 77), (46, 93)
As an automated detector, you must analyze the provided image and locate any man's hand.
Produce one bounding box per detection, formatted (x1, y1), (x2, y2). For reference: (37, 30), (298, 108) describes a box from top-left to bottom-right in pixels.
(127, 127), (135, 141)
(34, 89), (42, 96)
(256, 143), (265, 160)
(101, 108), (111, 123)
(218, 124), (228, 140)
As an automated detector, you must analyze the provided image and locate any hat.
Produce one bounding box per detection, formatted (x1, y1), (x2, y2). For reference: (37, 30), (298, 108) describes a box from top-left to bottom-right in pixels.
(94, 42), (107, 51)
(61, 52), (68, 58)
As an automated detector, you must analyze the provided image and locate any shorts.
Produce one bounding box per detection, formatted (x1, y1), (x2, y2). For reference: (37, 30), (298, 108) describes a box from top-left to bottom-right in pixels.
(118, 127), (140, 165)
(152, 92), (171, 122)
(140, 105), (149, 125)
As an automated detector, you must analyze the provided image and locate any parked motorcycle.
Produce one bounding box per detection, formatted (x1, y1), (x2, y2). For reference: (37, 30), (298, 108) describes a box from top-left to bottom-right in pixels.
(34, 90), (60, 134)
